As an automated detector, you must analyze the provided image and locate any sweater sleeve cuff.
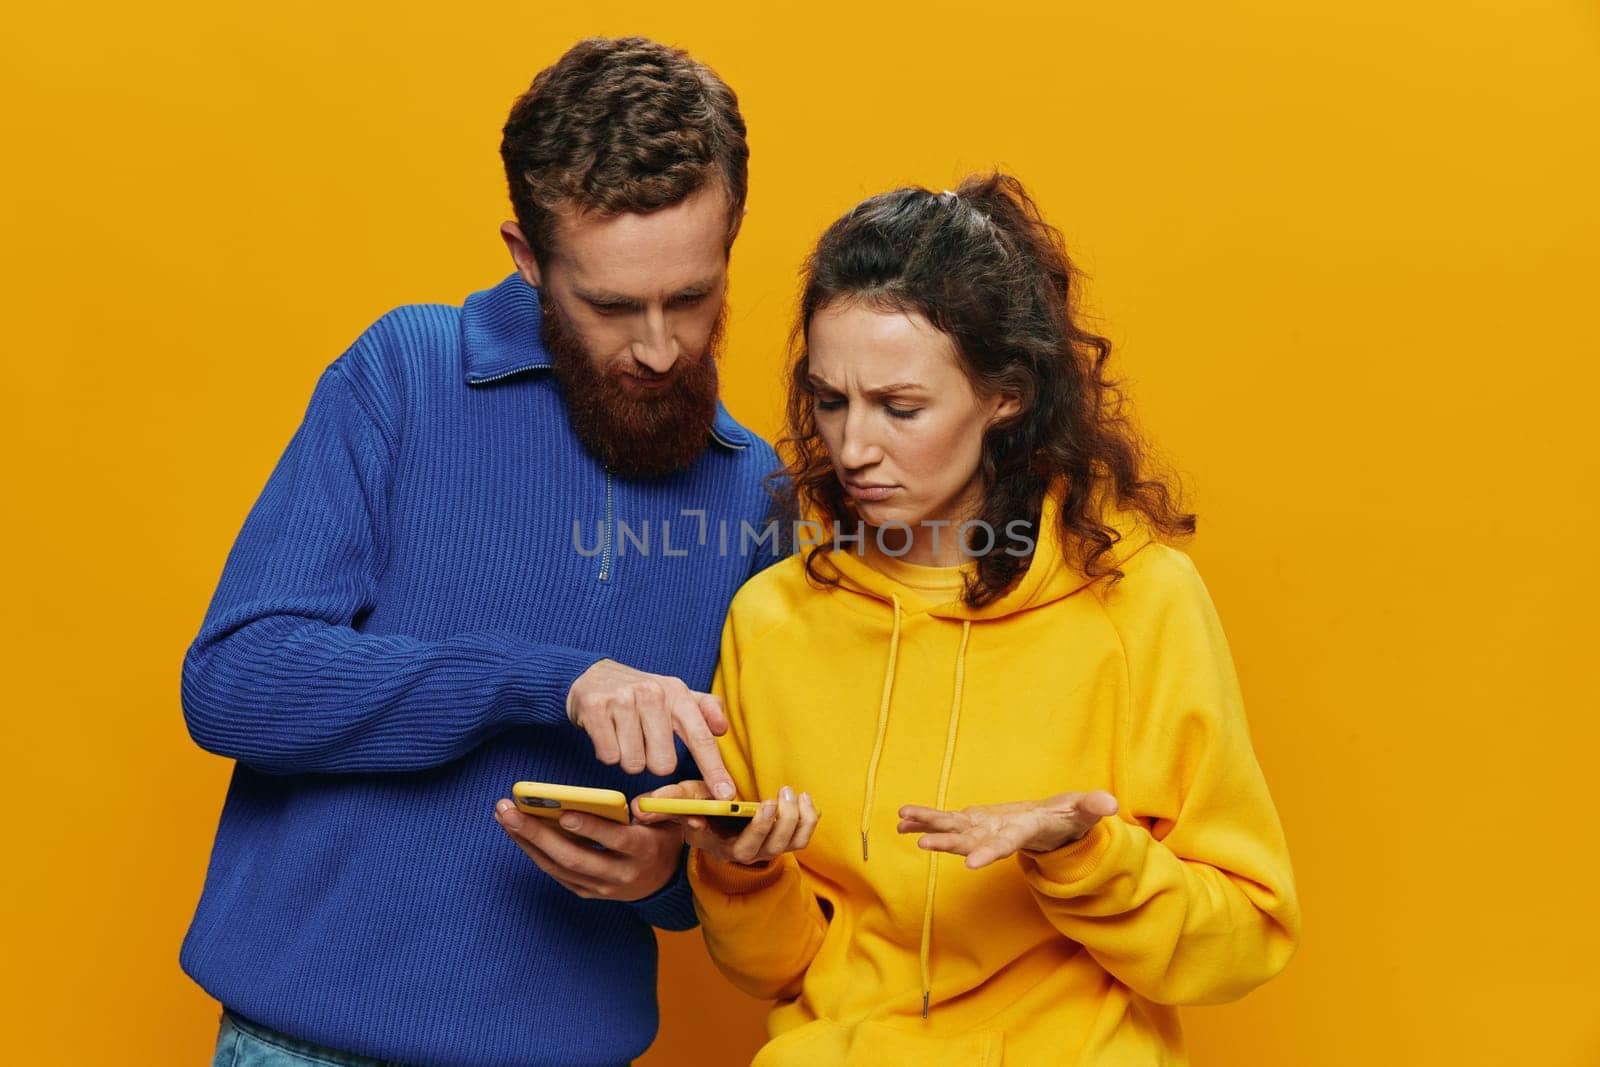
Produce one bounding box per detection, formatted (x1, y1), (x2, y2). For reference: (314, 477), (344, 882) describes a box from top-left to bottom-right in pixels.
(689, 848), (794, 896)
(503, 643), (609, 727)
(628, 844), (699, 931)
(1017, 816), (1119, 889)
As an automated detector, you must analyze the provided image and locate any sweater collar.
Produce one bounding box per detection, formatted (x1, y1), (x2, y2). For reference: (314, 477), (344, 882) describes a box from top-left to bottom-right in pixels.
(459, 272), (751, 451)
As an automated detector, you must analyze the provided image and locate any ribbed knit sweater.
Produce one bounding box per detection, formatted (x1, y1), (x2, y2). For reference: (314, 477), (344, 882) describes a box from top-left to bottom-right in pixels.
(179, 272), (782, 1067)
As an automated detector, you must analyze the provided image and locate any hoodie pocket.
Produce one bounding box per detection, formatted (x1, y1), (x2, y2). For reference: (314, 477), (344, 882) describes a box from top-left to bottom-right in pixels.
(753, 1018), (1003, 1067)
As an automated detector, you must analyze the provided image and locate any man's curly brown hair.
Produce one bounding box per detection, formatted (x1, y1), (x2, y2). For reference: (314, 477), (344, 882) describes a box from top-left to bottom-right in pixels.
(500, 37), (749, 263)
(781, 173), (1196, 607)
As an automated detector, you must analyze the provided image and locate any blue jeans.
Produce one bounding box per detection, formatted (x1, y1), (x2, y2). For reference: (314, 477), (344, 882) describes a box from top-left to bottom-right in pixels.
(209, 1011), (407, 1067)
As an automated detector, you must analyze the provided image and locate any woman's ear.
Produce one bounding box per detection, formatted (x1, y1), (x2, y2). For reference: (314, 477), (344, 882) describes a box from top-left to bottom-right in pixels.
(990, 390), (1023, 423)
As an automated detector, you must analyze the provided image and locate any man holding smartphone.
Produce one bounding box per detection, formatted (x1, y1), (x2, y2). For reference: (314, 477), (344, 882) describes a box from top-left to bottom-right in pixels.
(181, 37), (779, 1067)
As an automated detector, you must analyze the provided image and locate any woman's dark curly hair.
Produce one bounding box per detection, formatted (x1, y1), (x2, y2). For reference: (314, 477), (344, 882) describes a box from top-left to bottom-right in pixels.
(778, 172), (1196, 607)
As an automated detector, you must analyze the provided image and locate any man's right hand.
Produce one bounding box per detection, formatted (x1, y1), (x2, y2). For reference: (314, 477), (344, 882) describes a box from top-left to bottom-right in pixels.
(566, 659), (736, 799)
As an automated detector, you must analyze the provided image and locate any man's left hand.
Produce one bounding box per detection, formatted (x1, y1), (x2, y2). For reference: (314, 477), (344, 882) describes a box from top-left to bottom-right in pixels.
(494, 799), (684, 901)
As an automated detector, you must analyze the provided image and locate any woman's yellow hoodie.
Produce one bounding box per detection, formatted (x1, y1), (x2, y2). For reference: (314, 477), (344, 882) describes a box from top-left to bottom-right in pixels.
(689, 488), (1300, 1066)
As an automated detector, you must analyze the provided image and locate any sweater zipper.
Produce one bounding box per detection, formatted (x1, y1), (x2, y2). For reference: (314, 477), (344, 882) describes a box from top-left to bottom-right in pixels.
(599, 469), (613, 582)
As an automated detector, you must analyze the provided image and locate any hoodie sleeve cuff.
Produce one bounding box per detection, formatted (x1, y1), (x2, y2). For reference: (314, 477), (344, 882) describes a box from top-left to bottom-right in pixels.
(689, 849), (794, 896)
(1017, 816), (1119, 890)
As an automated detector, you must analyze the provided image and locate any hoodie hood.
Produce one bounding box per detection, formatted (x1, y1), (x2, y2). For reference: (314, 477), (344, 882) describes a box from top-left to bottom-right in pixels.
(819, 478), (1156, 620)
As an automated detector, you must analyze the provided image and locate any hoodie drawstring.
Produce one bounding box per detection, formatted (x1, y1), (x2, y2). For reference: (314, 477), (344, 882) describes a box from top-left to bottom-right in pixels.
(857, 595), (972, 1019)
(861, 594), (902, 863)
(920, 620), (971, 1018)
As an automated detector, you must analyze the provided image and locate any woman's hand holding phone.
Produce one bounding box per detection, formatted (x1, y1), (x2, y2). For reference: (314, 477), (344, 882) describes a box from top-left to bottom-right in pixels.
(635, 780), (818, 867)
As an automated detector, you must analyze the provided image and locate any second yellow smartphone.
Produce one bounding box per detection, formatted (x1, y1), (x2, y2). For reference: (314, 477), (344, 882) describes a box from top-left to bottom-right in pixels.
(512, 782), (631, 823)
(635, 797), (760, 819)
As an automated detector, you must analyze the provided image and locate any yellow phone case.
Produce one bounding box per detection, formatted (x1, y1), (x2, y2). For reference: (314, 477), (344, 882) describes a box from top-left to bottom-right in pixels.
(635, 797), (759, 818)
(512, 782), (631, 823)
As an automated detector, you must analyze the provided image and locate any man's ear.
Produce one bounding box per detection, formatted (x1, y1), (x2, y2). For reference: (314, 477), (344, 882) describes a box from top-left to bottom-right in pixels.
(499, 221), (542, 290)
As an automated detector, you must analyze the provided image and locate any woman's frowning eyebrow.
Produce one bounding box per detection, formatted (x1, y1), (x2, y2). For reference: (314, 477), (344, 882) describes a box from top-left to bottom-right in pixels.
(807, 374), (928, 399)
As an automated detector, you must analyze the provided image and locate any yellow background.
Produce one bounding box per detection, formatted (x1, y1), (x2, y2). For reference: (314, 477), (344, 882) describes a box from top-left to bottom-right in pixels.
(3, 1), (1598, 1063)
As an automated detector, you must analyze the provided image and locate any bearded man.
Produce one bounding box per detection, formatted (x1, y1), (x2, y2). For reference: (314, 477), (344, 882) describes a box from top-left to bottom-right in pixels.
(180, 37), (780, 1067)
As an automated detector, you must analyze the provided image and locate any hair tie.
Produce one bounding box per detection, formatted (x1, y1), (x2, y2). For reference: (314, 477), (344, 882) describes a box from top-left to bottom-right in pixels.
(937, 187), (998, 237)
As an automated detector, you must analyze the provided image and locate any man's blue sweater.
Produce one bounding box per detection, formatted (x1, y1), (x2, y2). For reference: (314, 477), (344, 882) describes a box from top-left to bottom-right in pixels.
(180, 273), (782, 1067)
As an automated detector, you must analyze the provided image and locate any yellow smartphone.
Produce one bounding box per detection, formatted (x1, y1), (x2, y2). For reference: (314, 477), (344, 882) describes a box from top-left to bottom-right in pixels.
(512, 782), (631, 823)
(635, 797), (760, 819)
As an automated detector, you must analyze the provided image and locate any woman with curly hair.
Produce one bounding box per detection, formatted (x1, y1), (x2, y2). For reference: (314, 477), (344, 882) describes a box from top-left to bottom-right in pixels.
(637, 173), (1300, 1065)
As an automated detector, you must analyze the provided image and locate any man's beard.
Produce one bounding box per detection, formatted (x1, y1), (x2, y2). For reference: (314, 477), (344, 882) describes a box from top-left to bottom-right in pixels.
(541, 294), (724, 480)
